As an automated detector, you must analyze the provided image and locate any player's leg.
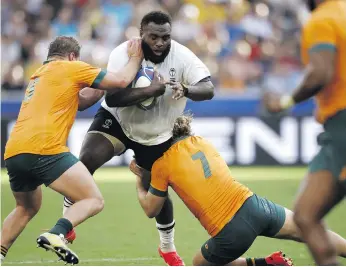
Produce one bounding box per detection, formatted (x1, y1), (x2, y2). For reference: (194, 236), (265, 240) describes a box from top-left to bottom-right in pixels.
(131, 140), (183, 265)
(194, 195), (292, 266)
(293, 171), (344, 265)
(1, 154), (43, 261)
(292, 126), (346, 266)
(1, 188), (42, 261)
(273, 205), (346, 258)
(63, 107), (126, 216)
(193, 250), (291, 266)
(30, 152), (103, 264)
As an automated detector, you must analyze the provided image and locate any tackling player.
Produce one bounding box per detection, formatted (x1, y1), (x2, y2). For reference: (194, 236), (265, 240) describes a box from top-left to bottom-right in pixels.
(132, 115), (346, 266)
(264, 0), (346, 265)
(0, 36), (165, 264)
(62, 11), (214, 265)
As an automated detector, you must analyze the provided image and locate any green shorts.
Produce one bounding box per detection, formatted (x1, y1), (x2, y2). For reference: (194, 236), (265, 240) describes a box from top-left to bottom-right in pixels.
(309, 109), (346, 194)
(5, 152), (79, 192)
(201, 194), (286, 266)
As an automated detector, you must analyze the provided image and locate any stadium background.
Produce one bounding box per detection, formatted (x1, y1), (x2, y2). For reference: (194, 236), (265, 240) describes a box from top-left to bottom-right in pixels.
(1, 0), (346, 266)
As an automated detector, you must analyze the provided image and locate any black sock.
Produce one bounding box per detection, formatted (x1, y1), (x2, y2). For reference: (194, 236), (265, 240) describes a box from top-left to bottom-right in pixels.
(155, 196), (174, 224)
(49, 218), (73, 237)
(246, 258), (268, 266)
(1, 245), (8, 258)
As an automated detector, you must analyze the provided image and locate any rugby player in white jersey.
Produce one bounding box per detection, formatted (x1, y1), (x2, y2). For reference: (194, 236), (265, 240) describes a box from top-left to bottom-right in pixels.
(62, 11), (214, 266)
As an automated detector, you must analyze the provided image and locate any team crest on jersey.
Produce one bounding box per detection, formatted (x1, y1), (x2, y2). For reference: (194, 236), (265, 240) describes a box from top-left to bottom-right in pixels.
(169, 68), (176, 82)
(102, 119), (112, 129)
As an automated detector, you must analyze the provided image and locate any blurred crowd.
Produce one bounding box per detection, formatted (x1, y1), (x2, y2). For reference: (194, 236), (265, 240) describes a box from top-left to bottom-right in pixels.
(1, 0), (309, 98)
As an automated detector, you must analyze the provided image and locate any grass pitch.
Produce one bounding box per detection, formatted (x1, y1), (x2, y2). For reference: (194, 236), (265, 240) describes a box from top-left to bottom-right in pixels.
(1, 167), (345, 266)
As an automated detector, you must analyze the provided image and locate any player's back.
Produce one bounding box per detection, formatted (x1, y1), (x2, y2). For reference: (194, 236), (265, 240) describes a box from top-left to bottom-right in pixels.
(156, 136), (253, 236)
(301, 0), (346, 123)
(5, 60), (93, 159)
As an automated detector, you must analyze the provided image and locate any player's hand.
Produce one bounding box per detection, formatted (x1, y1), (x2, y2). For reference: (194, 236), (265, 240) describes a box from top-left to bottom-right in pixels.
(262, 92), (285, 113)
(166, 81), (186, 100)
(149, 71), (166, 97)
(127, 38), (143, 59)
(129, 159), (142, 177)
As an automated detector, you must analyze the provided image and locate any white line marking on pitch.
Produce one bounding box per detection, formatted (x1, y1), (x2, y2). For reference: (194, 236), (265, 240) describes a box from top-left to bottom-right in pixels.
(5, 257), (160, 264)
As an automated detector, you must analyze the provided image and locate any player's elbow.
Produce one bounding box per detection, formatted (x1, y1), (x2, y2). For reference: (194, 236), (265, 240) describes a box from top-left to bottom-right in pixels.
(204, 83), (215, 100)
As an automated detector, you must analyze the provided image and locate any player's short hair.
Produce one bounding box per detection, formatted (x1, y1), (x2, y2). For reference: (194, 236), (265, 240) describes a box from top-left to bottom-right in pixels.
(140, 11), (172, 30)
(172, 114), (193, 139)
(47, 36), (81, 59)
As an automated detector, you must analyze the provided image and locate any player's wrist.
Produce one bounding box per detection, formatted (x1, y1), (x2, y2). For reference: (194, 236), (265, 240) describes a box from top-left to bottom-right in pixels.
(181, 83), (189, 96)
(279, 95), (295, 110)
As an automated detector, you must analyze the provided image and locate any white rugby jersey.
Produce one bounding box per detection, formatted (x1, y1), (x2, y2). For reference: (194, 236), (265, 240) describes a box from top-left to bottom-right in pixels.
(101, 40), (210, 145)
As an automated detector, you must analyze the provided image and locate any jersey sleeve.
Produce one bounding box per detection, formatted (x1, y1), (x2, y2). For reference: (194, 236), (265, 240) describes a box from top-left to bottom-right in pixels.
(149, 159), (169, 197)
(302, 18), (337, 54)
(182, 47), (211, 85)
(71, 61), (107, 88)
(107, 41), (130, 72)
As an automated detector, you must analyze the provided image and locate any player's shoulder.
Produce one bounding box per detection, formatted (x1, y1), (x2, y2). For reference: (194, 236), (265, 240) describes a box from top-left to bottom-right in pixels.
(110, 41), (128, 54)
(67, 60), (91, 68)
(152, 156), (167, 175)
(170, 40), (197, 60)
(304, 4), (334, 30)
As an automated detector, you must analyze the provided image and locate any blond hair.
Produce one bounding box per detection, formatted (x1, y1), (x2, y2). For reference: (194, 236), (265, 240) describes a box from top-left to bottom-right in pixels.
(172, 114), (193, 139)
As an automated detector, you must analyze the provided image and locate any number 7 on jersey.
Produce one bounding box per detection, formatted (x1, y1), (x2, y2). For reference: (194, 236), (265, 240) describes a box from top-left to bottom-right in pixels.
(191, 151), (212, 178)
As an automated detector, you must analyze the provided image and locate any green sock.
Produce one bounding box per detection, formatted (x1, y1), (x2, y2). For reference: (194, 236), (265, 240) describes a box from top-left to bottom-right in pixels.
(49, 218), (73, 237)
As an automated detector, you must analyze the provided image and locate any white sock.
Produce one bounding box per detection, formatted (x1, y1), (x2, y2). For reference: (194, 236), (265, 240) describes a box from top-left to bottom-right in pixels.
(1, 254), (5, 262)
(63, 197), (74, 215)
(156, 220), (176, 252)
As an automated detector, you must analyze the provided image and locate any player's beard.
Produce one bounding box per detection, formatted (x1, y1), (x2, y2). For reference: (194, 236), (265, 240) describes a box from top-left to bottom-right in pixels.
(142, 40), (171, 64)
(307, 0), (317, 11)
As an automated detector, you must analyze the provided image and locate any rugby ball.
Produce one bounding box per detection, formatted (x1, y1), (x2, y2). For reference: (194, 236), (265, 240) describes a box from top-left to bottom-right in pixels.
(133, 67), (156, 110)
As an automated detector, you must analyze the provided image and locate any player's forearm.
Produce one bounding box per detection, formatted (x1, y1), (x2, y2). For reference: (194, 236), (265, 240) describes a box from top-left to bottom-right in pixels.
(116, 57), (142, 87)
(105, 86), (162, 107)
(78, 87), (104, 111)
(292, 66), (328, 104)
(136, 181), (153, 218)
(184, 81), (214, 101)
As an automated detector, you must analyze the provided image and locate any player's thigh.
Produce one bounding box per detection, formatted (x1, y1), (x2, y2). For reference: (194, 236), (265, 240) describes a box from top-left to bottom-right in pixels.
(131, 138), (172, 171)
(80, 107), (128, 168)
(48, 160), (102, 202)
(274, 208), (302, 241)
(200, 197), (263, 265)
(80, 132), (125, 168)
(5, 153), (42, 193)
(294, 170), (343, 222)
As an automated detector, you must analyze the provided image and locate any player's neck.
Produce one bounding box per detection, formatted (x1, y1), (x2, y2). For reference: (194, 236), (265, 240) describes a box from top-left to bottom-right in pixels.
(45, 56), (68, 63)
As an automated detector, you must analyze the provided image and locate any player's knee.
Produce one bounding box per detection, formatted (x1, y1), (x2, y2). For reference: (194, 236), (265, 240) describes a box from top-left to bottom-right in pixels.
(17, 205), (40, 219)
(91, 195), (105, 214)
(293, 210), (314, 229)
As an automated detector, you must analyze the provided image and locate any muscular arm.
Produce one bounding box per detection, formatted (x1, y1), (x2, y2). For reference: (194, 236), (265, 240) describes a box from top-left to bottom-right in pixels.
(97, 57), (142, 91)
(136, 177), (166, 218)
(183, 77), (214, 101)
(105, 86), (158, 107)
(78, 87), (104, 111)
(292, 50), (336, 104)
